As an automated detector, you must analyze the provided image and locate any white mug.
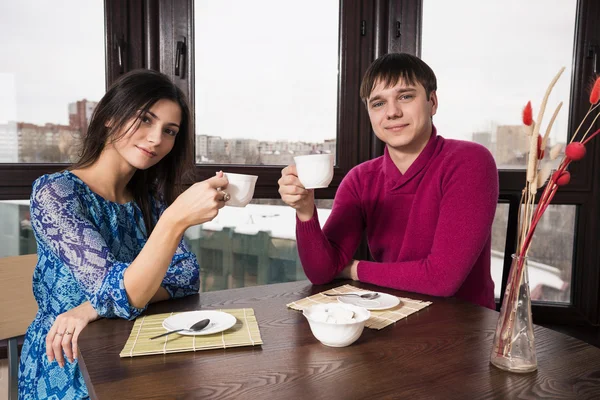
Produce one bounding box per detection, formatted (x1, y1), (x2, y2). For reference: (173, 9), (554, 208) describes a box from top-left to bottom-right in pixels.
(293, 154), (334, 189)
(223, 172), (258, 207)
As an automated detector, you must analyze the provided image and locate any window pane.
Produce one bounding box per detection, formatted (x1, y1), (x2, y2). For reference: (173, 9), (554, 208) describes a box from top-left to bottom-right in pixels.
(185, 199), (332, 291)
(491, 203), (575, 304)
(0, 1), (105, 163)
(527, 204), (574, 304)
(3, 197), (332, 290)
(491, 203), (509, 300)
(193, 0), (339, 165)
(0, 200), (36, 257)
(422, 0), (576, 169)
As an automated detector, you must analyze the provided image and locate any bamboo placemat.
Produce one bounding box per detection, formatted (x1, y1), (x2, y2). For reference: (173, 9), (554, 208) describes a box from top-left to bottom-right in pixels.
(286, 285), (432, 330)
(120, 308), (263, 357)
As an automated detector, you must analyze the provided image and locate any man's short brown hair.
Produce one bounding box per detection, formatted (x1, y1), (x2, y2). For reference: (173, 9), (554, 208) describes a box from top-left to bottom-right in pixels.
(360, 53), (437, 104)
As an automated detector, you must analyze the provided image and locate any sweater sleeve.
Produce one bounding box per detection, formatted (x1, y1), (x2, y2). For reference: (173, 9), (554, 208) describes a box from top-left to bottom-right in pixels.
(296, 170), (365, 284)
(357, 146), (499, 297)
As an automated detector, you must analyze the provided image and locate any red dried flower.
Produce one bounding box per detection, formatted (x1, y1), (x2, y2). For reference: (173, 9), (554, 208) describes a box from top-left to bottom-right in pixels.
(590, 77), (600, 105)
(537, 134), (544, 159)
(565, 142), (586, 161)
(522, 101), (533, 126)
(552, 170), (571, 186)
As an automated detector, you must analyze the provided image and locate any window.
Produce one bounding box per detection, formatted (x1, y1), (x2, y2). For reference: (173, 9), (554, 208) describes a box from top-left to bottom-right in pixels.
(185, 199), (333, 292)
(422, 0), (577, 169)
(158, 0), (369, 201)
(0, 0), (105, 164)
(193, 0), (340, 166)
(0, 200), (36, 257)
(491, 203), (575, 304)
(491, 203), (509, 300)
(527, 205), (575, 304)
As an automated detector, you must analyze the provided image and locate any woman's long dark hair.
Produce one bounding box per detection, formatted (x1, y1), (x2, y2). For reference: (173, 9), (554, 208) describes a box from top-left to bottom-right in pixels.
(71, 69), (194, 235)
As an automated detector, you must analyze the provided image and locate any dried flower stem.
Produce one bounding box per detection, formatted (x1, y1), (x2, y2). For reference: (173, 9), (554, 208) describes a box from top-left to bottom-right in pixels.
(550, 143), (563, 160)
(569, 102), (600, 144)
(537, 164), (552, 188)
(527, 124), (538, 183)
(582, 128), (600, 146)
(532, 67), (565, 139)
(516, 189), (526, 250)
(579, 108), (600, 143)
(527, 68), (564, 182)
(541, 102), (563, 150)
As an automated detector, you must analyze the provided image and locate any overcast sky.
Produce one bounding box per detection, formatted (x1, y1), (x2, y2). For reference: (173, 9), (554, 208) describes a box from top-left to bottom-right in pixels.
(0, 0), (577, 145)
(422, 0), (577, 144)
(194, 0), (339, 143)
(0, 1), (105, 126)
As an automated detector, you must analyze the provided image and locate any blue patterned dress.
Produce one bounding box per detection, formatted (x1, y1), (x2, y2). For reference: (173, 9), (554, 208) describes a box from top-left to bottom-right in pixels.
(18, 171), (200, 400)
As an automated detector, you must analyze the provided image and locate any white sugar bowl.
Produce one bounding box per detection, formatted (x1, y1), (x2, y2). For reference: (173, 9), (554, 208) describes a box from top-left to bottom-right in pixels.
(303, 303), (370, 347)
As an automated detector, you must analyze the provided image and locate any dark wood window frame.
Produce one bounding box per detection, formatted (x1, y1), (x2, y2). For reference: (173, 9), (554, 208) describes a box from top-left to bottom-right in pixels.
(0, 0), (598, 335)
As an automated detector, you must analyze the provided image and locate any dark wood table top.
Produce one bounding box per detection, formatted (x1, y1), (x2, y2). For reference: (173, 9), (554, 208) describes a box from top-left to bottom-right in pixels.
(78, 281), (600, 400)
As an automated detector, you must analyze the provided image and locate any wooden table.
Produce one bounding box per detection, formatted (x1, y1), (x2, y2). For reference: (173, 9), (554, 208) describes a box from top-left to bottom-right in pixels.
(78, 281), (600, 399)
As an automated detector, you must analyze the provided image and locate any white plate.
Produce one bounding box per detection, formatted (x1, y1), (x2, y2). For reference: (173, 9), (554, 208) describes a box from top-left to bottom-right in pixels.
(162, 310), (237, 336)
(337, 292), (401, 310)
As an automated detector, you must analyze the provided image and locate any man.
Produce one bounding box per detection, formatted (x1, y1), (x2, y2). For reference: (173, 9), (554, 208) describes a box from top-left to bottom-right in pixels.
(278, 53), (498, 309)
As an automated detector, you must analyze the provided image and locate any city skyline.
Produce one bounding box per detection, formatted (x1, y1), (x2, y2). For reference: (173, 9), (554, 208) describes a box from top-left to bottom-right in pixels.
(1, 96), (565, 169)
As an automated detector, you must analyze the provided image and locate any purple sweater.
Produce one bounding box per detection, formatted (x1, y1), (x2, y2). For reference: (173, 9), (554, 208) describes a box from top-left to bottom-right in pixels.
(296, 128), (499, 309)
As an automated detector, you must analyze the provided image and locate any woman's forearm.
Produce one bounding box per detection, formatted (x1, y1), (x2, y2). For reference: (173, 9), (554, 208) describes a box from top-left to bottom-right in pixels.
(123, 210), (186, 308)
(150, 287), (171, 304)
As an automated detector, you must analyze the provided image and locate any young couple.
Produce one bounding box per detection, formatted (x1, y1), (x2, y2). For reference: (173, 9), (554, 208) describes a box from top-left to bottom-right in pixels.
(19, 53), (497, 399)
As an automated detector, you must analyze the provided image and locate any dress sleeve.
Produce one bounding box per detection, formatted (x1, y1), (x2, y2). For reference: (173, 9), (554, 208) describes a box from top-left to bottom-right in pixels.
(30, 176), (146, 320)
(152, 197), (200, 299)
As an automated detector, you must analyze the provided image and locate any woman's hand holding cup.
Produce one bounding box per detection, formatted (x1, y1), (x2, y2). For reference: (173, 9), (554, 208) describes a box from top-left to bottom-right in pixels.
(167, 171), (230, 229)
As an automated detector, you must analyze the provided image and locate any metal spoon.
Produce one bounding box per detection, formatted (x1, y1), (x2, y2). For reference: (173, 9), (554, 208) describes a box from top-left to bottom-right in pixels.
(323, 292), (380, 300)
(150, 318), (210, 340)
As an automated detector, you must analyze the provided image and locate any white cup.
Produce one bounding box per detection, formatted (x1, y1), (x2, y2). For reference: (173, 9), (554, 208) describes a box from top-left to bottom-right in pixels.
(293, 154), (334, 189)
(223, 172), (258, 207)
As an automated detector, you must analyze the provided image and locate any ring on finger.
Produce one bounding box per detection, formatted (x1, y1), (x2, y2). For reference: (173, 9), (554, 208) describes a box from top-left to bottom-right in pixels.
(219, 190), (231, 202)
(65, 331), (72, 335)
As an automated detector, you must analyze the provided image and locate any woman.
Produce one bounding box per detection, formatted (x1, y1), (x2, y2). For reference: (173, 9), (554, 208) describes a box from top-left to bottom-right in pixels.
(18, 70), (230, 399)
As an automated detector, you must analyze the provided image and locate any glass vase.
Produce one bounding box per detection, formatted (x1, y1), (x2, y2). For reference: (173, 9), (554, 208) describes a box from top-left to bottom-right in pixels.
(490, 253), (537, 373)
